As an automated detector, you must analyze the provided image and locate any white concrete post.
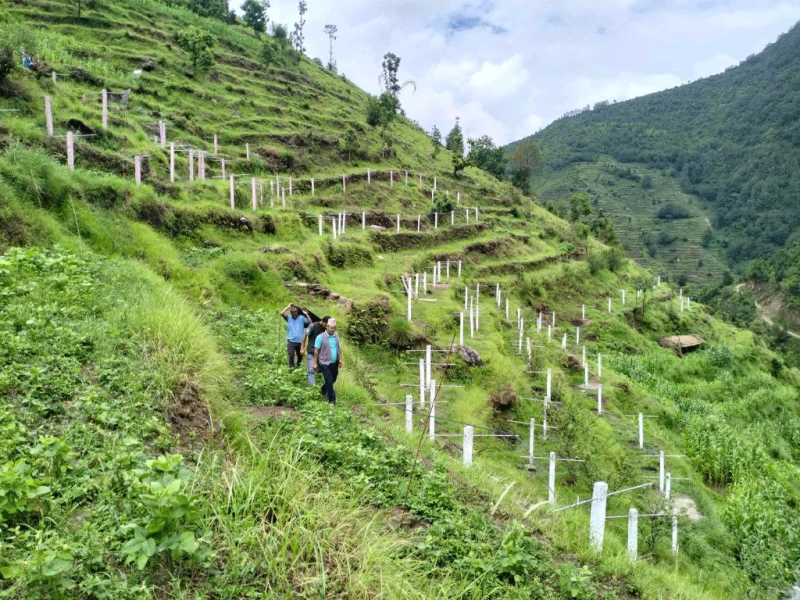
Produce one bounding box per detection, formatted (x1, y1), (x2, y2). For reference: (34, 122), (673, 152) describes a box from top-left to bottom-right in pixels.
(475, 207), (479, 221)
(627, 508), (638, 561)
(396, 214), (400, 233)
(431, 188), (435, 200)
(362, 211), (366, 230)
(417, 215), (421, 232)
(251, 178), (257, 211)
(213, 134), (218, 155)
(407, 278), (412, 322)
(169, 143), (175, 182)
(189, 149), (194, 181)
(466, 209), (470, 224)
(260, 181), (264, 208)
(433, 176), (437, 191)
(101, 89), (108, 130)
(582, 345), (587, 367)
(658, 275), (661, 285)
(552, 311), (556, 328)
(446, 260), (450, 279)
(423, 272), (427, 294)
(470, 299), (475, 340)
(311, 178), (315, 196)
(405, 395), (413, 434)
(589, 481), (609, 552)
(282, 187), (286, 207)
(342, 174), (346, 193)
(548, 452), (557, 504)
(390, 170), (394, 186)
(687, 297), (691, 308)
(52, 71), (57, 83)
(505, 298), (509, 320)
(134, 156), (141, 184)
(546, 368), (552, 403)
(561, 333), (567, 350)
(584, 364), (589, 387)
(598, 354), (602, 379)
(66, 131), (74, 170)
(666, 472), (672, 501)
(496, 283), (501, 308)
(671, 508), (679, 555)
(458, 260), (462, 277)
(457, 191), (461, 205)
(429, 383), (436, 441)
(451, 210), (455, 225)
(289, 177), (292, 196)
(582, 304), (586, 320)
(576, 327), (580, 346)
(318, 215), (323, 236)
(415, 273), (419, 298)
(638, 413), (644, 449)
(245, 143), (250, 160)
(159, 121), (166, 148)
(680, 297), (685, 312)
(464, 287), (468, 311)
(229, 175), (235, 209)
(425, 345), (432, 388)
(537, 312), (542, 332)
(435, 212), (438, 229)
(608, 298), (612, 313)
(220, 158), (226, 179)
(463, 426), (473, 467)
(199, 151), (205, 181)
(622, 289), (626, 305)
(476, 302), (480, 332)
(459, 312), (464, 347)
(529, 419), (535, 468)
(543, 413), (548, 440)
(659, 451), (665, 493)
(367, 168), (371, 184)
(597, 385), (602, 414)
(332, 218), (337, 241)
(547, 325), (552, 342)
(44, 96), (53, 136)
(419, 359), (425, 407)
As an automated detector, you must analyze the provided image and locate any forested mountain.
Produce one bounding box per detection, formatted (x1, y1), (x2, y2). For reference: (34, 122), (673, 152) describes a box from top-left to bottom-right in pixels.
(512, 21), (800, 303)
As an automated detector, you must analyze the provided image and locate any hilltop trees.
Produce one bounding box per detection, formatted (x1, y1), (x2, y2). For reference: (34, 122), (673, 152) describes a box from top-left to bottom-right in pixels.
(379, 52), (415, 111)
(467, 135), (506, 179)
(176, 27), (216, 74)
(430, 125), (442, 158)
(509, 139), (543, 193)
(290, 1), (307, 53)
(242, 0), (268, 34)
(445, 117), (464, 156)
(324, 24), (337, 71)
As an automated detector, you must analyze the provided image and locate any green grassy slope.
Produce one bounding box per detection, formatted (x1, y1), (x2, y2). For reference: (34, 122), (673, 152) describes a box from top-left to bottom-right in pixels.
(535, 159), (728, 285)
(1, 2), (800, 599)
(508, 21), (800, 295)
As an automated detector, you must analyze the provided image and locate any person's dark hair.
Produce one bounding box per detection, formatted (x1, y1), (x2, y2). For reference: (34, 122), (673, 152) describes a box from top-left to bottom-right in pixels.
(321, 316), (330, 323)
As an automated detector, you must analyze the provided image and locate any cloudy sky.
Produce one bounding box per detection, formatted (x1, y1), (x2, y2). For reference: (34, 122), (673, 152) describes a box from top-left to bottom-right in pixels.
(232, 0), (800, 145)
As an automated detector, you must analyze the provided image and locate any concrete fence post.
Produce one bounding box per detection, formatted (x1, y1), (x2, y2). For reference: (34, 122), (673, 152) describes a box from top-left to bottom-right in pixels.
(608, 298), (612, 314)
(405, 170), (408, 185)
(582, 304), (586, 320)
(451, 210), (455, 225)
(318, 215), (323, 236)
(311, 179), (315, 196)
(44, 96), (54, 136)
(66, 131), (74, 170)
(390, 170), (394, 186)
(433, 176), (437, 190)
(251, 178), (257, 210)
(245, 143), (250, 160)
(552, 311), (556, 328)
(597, 385), (602, 415)
(457, 191), (461, 205)
(665, 472), (672, 501)
(458, 260), (462, 277)
(470, 299), (475, 340)
(367, 168), (371, 184)
(332, 218), (337, 241)
(561, 333), (567, 350)
(589, 481), (609, 552)
(435, 212), (438, 229)
(584, 364), (589, 388)
(405, 395), (413, 434)
(189, 149), (194, 181)
(446, 260), (450, 279)
(598, 354), (602, 379)
(627, 508), (638, 561)
(396, 214), (400, 233)
(466, 208), (470, 224)
(419, 359), (425, 407)
(101, 89), (108, 130)
(282, 187), (286, 207)
(134, 156), (141, 184)
(289, 177), (292, 196)
(417, 215), (421, 232)
(546, 368), (552, 404)
(547, 325), (552, 342)
(425, 345), (432, 388)
(229, 175), (235, 209)
(576, 327), (580, 345)
(622, 289), (626, 305)
(671, 508), (679, 555)
(459, 312), (464, 347)
(159, 121), (166, 148)
(475, 207), (479, 221)
(423, 271), (427, 294)
(463, 426), (473, 467)
(543, 413), (548, 440)
(528, 419), (535, 468)
(548, 452), (557, 504)
(428, 380), (437, 440)
(415, 273), (420, 298)
(638, 413), (644, 449)
(659, 451), (665, 493)
(505, 298), (509, 320)
(342, 174), (346, 193)
(582, 345), (586, 367)
(407, 277), (412, 322)
(199, 151), (205, 181)
(169, 143), (175, 182)
(214, 134), (218, 155)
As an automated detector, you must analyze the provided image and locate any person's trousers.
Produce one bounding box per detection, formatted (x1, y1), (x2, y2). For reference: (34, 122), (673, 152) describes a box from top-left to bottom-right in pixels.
(319, 363), (339, 404)
(307, 352), (315, 386)
(287, 341), (302, 368)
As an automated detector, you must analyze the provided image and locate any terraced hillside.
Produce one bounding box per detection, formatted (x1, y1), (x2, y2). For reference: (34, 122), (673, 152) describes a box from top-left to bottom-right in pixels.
(1, 2), (800, 599)
(535, 159), (728, 286)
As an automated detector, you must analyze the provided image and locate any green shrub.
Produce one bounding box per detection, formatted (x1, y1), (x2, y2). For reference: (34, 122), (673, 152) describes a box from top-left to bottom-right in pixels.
(345, 297), (388, 346)
(325, 241), (373, 268)
(387, 316), (424, 350)
(0, 145), (72, 209)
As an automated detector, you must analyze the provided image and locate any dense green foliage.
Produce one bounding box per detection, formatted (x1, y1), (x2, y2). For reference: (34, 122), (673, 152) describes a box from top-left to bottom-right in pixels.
(515, 22), (800, 299)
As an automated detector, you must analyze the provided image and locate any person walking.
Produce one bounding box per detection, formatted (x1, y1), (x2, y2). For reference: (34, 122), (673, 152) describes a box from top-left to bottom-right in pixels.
(302, 316), (328, 386)
(280, 304), (309, 369)
(312, 318), (341, 406)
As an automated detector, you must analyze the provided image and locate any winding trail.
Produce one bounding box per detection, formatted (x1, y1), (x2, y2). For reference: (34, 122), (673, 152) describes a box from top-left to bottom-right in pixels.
(735, 283), (800, 340)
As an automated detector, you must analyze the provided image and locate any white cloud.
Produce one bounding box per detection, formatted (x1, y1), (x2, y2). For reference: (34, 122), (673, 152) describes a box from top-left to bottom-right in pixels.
(230, 0), (800, 145)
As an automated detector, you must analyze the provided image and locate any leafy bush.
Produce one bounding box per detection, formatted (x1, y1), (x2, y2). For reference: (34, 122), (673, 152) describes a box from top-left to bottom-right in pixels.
(656, 203), (692, 220)
(387, 316), (423, 350)
(345, 297), (388, 346)
(0, 145), (72, 209)
(324, 241), (373, 268)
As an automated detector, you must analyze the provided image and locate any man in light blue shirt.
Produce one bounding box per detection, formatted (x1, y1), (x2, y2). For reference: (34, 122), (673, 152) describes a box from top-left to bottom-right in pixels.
(280, 304), (309, 369)
(312, 318), (341, 406)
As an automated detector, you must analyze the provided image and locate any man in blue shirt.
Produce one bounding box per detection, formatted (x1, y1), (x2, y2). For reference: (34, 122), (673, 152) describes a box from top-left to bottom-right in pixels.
(312, 318), (341, 406)
(280, 304), (309, 369)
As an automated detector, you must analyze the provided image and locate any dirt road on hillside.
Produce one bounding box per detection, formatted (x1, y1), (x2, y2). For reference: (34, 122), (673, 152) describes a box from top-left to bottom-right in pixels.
(735, 283), (800, 340)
